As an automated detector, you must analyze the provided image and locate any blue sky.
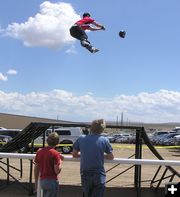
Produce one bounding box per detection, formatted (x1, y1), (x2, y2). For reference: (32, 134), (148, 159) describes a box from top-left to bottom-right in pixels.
(0, 0), (180, 123)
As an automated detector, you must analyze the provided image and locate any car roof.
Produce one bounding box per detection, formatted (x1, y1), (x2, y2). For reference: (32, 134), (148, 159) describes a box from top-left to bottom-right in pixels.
(0, 135), (12, 138)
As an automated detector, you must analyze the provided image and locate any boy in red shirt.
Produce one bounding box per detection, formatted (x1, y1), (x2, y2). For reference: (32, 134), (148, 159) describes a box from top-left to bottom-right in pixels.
(70, 12), (105, 53)
(34, 132), (63, 197)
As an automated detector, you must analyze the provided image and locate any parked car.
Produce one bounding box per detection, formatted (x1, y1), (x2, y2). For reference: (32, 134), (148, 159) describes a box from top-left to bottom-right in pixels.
(127, 134), (136, 144)
(172, 127), (180, 133)
(0, 129), (21, 147)
(114, 134), (133, 143)
(174, 134), (180, 145)
(0, 129), (22, 138)
(0, 135), (12, 142)
(107, 134), (125, 143)
(106, 135), (117, 143)
(150, 131), (174, 145)
(0, 127), (7, 130)
(32, 127), (83, 154)
(0, 135), (12, 147)
(157, 133), (180, 146)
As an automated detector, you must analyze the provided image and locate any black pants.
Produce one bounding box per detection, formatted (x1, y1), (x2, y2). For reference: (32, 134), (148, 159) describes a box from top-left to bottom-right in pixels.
(69, 26), (93, 52)
(69, 25), (88, 41)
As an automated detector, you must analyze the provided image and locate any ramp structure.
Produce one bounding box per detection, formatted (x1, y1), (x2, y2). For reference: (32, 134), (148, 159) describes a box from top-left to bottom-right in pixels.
(0, 122), (180, 197)
(0, 121), (86, 153)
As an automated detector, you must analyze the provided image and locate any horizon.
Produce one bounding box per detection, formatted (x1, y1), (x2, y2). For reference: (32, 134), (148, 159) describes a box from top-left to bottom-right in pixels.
(1, 1), (180, 123)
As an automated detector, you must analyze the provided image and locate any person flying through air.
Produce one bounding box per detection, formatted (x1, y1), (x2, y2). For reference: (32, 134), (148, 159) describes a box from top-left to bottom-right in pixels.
(69, 12), (105, 53)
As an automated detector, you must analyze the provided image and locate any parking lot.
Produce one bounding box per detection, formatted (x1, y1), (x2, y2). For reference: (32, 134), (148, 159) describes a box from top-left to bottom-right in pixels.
(107, 130), (180, 146)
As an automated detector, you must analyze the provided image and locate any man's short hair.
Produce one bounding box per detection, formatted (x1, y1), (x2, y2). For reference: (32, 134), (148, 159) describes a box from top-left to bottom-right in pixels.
(90, 119), (106, 134)
(47, 132), (59, 146)
(83, 12), (91, 18)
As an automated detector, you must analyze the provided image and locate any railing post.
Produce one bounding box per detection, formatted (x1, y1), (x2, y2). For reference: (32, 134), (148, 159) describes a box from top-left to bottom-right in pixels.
(37, 176), (43, 197)
(20, 159), (23, 178)
(134, 128), (143, 197)
(6, 158), (10, 185)
(29, 130), (36, 195)
(28, 159), (34, 195)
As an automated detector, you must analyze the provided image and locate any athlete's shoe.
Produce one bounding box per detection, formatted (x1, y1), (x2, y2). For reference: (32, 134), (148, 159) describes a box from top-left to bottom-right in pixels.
(90, 47), (99, 53)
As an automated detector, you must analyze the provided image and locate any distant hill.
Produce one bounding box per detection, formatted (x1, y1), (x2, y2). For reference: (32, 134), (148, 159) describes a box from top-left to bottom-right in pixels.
(0, 113), (63, 129)
(0, 112), (180, 131)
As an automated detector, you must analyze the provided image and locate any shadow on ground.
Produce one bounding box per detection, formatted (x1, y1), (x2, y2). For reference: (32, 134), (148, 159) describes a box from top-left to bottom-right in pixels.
(0, 181), (164, 197)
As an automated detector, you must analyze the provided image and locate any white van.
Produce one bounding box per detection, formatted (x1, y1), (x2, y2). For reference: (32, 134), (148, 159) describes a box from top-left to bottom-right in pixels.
(34, 127), (82, 154)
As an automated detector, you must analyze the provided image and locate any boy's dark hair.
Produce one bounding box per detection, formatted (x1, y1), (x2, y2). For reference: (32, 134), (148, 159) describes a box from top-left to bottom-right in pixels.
(83, 12), (91, 18)
(47, 132), (59, 147)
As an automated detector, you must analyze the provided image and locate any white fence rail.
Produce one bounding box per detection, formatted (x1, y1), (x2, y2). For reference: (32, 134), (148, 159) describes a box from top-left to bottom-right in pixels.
(0, 152), (180, 166)
(1, 152), (180, 197)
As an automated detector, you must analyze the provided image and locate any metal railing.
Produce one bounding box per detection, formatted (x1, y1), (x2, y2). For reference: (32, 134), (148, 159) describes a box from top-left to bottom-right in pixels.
(0, 153), (180, 197)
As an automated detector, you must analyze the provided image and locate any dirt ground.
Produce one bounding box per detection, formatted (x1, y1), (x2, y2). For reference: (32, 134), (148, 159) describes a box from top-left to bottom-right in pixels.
(0, 144), (180, 188)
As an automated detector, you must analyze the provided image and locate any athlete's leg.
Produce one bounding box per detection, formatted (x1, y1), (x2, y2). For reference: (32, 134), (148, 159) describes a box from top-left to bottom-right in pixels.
(80, 39), (91, 47)
(81, 40), (99, 53)
(69, 26), (91, 47)
(72, 28), (96, 52)
(80, 39), (99, 53)
(80, 32), (99, 53)
(70, 26), (99, 53)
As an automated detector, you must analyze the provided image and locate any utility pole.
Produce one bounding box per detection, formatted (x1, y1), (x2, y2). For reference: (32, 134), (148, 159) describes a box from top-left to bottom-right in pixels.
(116, 115), (119, 126)
(121, 112), (124, 126)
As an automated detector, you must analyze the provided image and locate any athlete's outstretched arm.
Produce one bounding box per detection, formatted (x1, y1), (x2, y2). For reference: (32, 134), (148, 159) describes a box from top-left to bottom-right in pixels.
(88, 21), (105, 31)
(92, 21), (104, 28)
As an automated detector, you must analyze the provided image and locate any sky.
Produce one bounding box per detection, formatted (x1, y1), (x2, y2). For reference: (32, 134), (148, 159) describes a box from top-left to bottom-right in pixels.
(0, 0), (180, 123)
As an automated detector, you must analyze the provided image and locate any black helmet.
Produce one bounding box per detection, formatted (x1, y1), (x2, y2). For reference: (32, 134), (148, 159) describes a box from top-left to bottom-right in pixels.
(119, 30), (126, 38)
(83, 12), (91, 18)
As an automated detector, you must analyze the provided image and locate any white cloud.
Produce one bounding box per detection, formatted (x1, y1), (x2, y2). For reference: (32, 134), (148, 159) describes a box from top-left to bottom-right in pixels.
(2, 1), (80, 49)
(7, 69), (18, 75)
(0, 69), (17, 81)
(65, 45), (77, 54)
(0, 73), (8, 81)
(1, 89), (180, 123)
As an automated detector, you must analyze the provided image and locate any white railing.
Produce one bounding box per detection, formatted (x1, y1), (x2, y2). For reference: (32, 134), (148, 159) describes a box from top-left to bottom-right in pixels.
(0, 152), (180, 166)
(0, 152), (180, 197)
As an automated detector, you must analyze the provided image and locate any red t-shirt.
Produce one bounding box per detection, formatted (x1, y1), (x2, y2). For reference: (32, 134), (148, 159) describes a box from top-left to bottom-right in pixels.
(75, 16), (95, 30)
(34, 147), (62, 180)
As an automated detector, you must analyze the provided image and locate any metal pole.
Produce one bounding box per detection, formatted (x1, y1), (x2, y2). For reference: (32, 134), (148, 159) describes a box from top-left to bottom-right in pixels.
(29, 128), (36, 195)
(134, 129), (143, 197)
(20, 159), (23, 178)
(6, 158), (9, 185)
